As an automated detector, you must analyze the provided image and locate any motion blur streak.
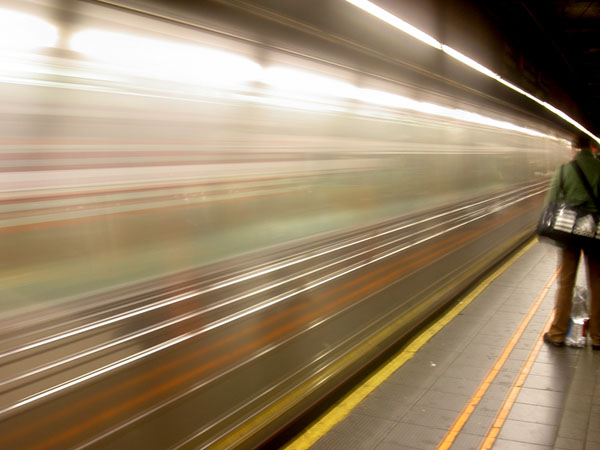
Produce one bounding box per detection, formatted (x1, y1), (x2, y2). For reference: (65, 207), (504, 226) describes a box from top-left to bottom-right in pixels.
(0, 8), (58, 50)
(0, 0), (574, 448)
(70, 29), (263, 86)
(66, 24), (557, 138)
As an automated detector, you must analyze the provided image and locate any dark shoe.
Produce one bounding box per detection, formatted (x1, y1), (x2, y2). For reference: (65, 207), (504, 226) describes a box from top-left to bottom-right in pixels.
(543, 332), (565, 347)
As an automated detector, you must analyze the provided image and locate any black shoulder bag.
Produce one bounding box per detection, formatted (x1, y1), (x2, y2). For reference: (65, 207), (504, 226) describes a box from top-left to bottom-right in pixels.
(536, 161), (600, 252)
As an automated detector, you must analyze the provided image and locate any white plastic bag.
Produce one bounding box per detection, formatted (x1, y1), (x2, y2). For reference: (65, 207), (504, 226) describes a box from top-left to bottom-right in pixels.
(565, 286), (589, 348)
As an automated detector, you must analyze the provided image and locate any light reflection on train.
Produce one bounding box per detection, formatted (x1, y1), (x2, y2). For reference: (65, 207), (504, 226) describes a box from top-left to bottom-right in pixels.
(0, 1), (571, 449)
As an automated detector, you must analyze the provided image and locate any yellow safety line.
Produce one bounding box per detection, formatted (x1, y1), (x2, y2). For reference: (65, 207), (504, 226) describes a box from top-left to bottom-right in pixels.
(437, 266), (558, 450)
(479, 309), (556, 449)
(283, 238), (537, 450)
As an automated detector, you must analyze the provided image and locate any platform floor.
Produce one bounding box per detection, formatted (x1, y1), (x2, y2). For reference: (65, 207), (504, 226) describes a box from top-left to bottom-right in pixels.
(285, 240), (600, 450)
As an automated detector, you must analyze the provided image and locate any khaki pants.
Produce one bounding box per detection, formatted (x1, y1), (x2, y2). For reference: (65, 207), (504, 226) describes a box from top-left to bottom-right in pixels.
(547, 247), (600, 346)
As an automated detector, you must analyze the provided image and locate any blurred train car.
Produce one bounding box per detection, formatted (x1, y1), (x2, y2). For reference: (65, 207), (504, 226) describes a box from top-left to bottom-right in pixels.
(0, 0), (572, 448)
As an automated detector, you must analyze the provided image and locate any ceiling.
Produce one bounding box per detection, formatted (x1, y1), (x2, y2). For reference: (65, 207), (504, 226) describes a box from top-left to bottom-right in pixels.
(476, 0), (600, 136)
(93, 0), (599, 136)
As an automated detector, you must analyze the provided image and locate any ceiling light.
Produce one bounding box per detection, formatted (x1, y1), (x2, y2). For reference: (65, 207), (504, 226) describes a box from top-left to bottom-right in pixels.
(344, 0), (600, 143)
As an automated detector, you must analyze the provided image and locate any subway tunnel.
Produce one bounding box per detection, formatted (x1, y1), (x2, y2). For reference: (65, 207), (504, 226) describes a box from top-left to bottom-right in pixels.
(0, 1), (599, 449)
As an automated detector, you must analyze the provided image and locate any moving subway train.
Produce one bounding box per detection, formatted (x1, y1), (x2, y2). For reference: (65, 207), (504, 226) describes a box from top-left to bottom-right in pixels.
(0, 0), (573, 448)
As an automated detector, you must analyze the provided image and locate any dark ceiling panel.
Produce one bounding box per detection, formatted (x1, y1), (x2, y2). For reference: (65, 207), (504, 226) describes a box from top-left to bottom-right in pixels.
(477, 0), (600, 134)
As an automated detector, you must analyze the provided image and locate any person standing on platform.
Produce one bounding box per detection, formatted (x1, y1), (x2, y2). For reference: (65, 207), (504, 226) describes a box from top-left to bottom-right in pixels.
(543, 134), (600, 349)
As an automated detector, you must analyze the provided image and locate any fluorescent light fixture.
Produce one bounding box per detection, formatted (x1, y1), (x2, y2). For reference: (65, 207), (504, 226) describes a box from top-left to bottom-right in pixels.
(344, 0), (600, 143)
(70, 29), (262, 86)
(541, 102), (589, 134)
(259, 65), (553, 138)
(496, 78), (540, 103)
(344, 0), (442, 50)
(354, 87), (550, 138)
(441, 45), (500, 80)
(0, 9), (58, 51)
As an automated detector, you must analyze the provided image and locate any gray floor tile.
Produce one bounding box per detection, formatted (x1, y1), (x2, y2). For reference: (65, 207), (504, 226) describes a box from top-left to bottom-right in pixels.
(480, 383), (510, 400)
(490, 278), (520, 288)
(353, 393), (413, 421)
(515, 337), (538, 351)
(328, 412), (396, 447)
(410, 350), (460, 370)
(448, 432), (482, 450)
(452, 352), (498, 369)
(512, 281), (550, 292)
(478, 324), (520, 337)
(583, 426), (600, 443)
(443, 364), (489, 381)
(571, 372), (597, 385)
(469, 333), (510, 348)
(381, 422), (447, 450)
(386, 367), (438, 389)
(489, 310), (526, 321)
(509, 347), (535, 361)
(569, 380), (596, 396)
(436, 315), (482, 334)
(462, 342), (505, 357)
(429, 375), (480, 397)
(522, 374), (571, 392)
(368, 380), (426, 404)
(434, 324), (479, 340)
(554, 436), (585, 450)
(399, 405), (458, 430)
(461, 413), (494, 436)
(499, 303), (535, 314)
(459, 306), (497, 319)
(477, 285), (512, 298)
(506, 402), (561, 425)
(416, 390), (471, 413)
(590, 404), (600, 417)
(399, 354), (454, 373)
(492, 438), (552, 449)
(520, 329), (545, 342)
(529, 361), (566, 376)
(530, 314), (552, 326)
(421, 336), (471, 353)
(502, 358), (529, 372)
(563, 393), (593, 412)
(373, 442), (415, 450)
(309, 431), (348, 450)
(497, 419), (557, 446)
(516, 387), (565, 408)
(493, 369), (519, 388)
(473, 395), (505, 417)
(558, 410), (592, 433)
(535, 350), (579, 366)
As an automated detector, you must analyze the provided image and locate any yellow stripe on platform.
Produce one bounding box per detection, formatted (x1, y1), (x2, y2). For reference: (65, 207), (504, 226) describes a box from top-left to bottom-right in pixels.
(478, 306), (556, 450)
(283, 238), (537, 450)
(437, 265), (558, 450)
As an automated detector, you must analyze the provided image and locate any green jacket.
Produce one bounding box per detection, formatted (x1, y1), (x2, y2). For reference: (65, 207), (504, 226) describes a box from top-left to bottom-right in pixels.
(546, 149), (600, 213)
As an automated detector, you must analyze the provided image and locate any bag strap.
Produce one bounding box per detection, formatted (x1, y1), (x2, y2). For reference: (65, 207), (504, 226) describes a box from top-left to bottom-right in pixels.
(570, 160), (600, 211)
(559, 164), (564, 198)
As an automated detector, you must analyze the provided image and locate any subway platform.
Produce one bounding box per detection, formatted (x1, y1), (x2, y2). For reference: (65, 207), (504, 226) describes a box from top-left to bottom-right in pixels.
(283, 240), (600, 450)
